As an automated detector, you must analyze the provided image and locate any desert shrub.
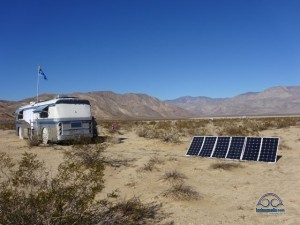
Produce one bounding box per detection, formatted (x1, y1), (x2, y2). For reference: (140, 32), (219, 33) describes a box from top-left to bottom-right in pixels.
(210, 162), (243, 170)
(160, 170), (187, 183)
(148, 121), (157, 126)
(274, 117), (298, 129)
(163, 183), (200, 201)
(27, 135), (41, 147)
(98, 197), (164, 225)
(136, 125), (180, 143)
(136, 125), (151, 138)
(0, 147), (105, 225)
(0, 144), (164, 225)
(141, 161), (157, 172)
(161, 127), (180, 143)
(0, 121), (15, 130)
(174, 119), (210, 136)
(154, 121), (172, 130)
(101, 120), (143, 132)
(242, 119), (272, 132)
(218, 125), (254, 136)
(242, 117), (300, 131)
(140, 155), (164, 172)
(149, 154), (164, 165)
(103, 158), (135, 168)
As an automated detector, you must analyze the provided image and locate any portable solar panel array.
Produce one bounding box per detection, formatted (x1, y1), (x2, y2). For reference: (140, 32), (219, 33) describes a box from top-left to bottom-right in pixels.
(186, 136), (280, 163)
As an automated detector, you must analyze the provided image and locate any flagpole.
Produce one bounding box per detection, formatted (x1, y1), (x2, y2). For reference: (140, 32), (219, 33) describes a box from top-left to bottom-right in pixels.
(37, 65), (40, 103)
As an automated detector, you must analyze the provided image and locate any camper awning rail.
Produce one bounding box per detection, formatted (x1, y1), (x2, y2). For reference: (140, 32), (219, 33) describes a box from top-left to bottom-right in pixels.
(33, 105), (48, 113)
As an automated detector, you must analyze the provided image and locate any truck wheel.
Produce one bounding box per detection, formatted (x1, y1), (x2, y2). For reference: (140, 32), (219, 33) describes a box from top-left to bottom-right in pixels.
(42, 128), (49, 144)
(18, 127), (24, 139)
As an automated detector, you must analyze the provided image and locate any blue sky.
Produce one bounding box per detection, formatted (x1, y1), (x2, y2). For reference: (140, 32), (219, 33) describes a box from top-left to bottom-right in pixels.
(1, 0), (300, 101)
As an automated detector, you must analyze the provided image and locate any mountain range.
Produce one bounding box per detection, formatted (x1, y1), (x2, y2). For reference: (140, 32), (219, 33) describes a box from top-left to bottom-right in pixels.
(0, 92), (195, 121)
(167, 86), (300, 116)
(1, 86), (300, 121)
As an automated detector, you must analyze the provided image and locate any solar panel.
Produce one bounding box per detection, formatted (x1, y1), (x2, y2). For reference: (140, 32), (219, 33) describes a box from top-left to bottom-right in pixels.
(186, 136), (280, 163)
(212, 137), (231, 158)
(241, 137), (262, 161)
(226, 137), (246, 160)
(258, 137), (279, 163)
(186, 136), (204, 156)
(198, 136), (217, 157)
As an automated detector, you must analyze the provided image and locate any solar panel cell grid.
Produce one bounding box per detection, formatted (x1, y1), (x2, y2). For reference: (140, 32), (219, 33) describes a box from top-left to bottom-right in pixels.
(198, 137), (217, 157)
(212, 137), (231, 158)
(241, 137), (262, 161)
(226, 137), (245, 160)
(258, 138), (279, 163)
(186, 137), (204, 156)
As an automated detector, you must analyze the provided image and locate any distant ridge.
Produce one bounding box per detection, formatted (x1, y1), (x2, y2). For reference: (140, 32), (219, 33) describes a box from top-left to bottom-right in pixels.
(0, 92), (195, 121)
(167, 86), (300, 116)
(2, 86), (300, 121)
(72, 91), (195, 119)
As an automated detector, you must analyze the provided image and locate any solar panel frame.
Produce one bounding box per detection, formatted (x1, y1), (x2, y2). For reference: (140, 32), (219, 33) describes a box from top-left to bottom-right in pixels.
(225, 136), (246, 160)
(198, 136), (217, 157)
(257, 137), (280, 163)
(186, 136), (280, 163)
(185, 136), (205, 156)
(211, 136), (231, 159)
(241, 137), (262, 161)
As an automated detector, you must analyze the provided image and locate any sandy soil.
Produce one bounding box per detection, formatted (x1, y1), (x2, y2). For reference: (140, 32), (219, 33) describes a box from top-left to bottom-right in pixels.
(0, 125), (299, 225)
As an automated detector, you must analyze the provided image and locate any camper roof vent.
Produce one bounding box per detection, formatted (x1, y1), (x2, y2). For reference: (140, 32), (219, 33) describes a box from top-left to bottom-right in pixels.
(55, 95), (77, 99)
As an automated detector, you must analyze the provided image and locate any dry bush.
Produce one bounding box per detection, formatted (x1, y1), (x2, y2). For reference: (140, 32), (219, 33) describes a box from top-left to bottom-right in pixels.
(0, 144), (165, 225)
(160, 170), (187, 183)
(163, 183), (200, 201)
(135, 125), (154, 138)
(210, 162), (244, 170)
(242, 117), (300, 132)
(154, 121), (172, 130)
(0, 146), (105, 225)
(27, 135), (41, 147)
(161, 127), (180, 143)
(218, 125), (254, 136)
(175, 120), (209, 131)
(175, 119), (210, 136)
(274, 117), (298, 129)
(136, 124), (180, 143)
(98, 197), (165, 225)
(121, 120), (144, 131)
(141, 161), (158, 172)
(140, 155), (164, 172)
(0, 121), (15, 130)
(242, 119), (273, 132)
(185, 127), (209, 136)
(101, 120), (142, 132)
(103, 158), (135, 168)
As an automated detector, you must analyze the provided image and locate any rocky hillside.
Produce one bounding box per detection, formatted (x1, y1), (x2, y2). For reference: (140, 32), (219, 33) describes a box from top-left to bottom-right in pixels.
(167, 86), (300, 116)
(73, 91), (195, 119)
(2, 86), (300, 121)
(0, 92), (194, 121)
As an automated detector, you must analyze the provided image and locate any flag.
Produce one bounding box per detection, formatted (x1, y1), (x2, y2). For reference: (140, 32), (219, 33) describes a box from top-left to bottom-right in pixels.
(38, 66), (48, 80)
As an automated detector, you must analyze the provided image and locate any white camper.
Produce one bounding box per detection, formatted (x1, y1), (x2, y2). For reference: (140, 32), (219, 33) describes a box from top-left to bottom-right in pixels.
(15, 96), (96, 144)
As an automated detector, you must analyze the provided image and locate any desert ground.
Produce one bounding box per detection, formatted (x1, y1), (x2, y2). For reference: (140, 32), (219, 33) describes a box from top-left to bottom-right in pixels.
(0, 118), (299, 225)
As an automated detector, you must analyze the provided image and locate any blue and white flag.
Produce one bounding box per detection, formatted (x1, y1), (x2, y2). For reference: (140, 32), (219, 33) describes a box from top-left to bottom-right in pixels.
(38, 66), (48, 80)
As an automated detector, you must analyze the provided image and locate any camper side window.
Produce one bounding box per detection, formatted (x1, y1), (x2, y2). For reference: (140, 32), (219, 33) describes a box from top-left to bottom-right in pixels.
(40, 107), (49, 118)
(18, 113), (23, 120)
